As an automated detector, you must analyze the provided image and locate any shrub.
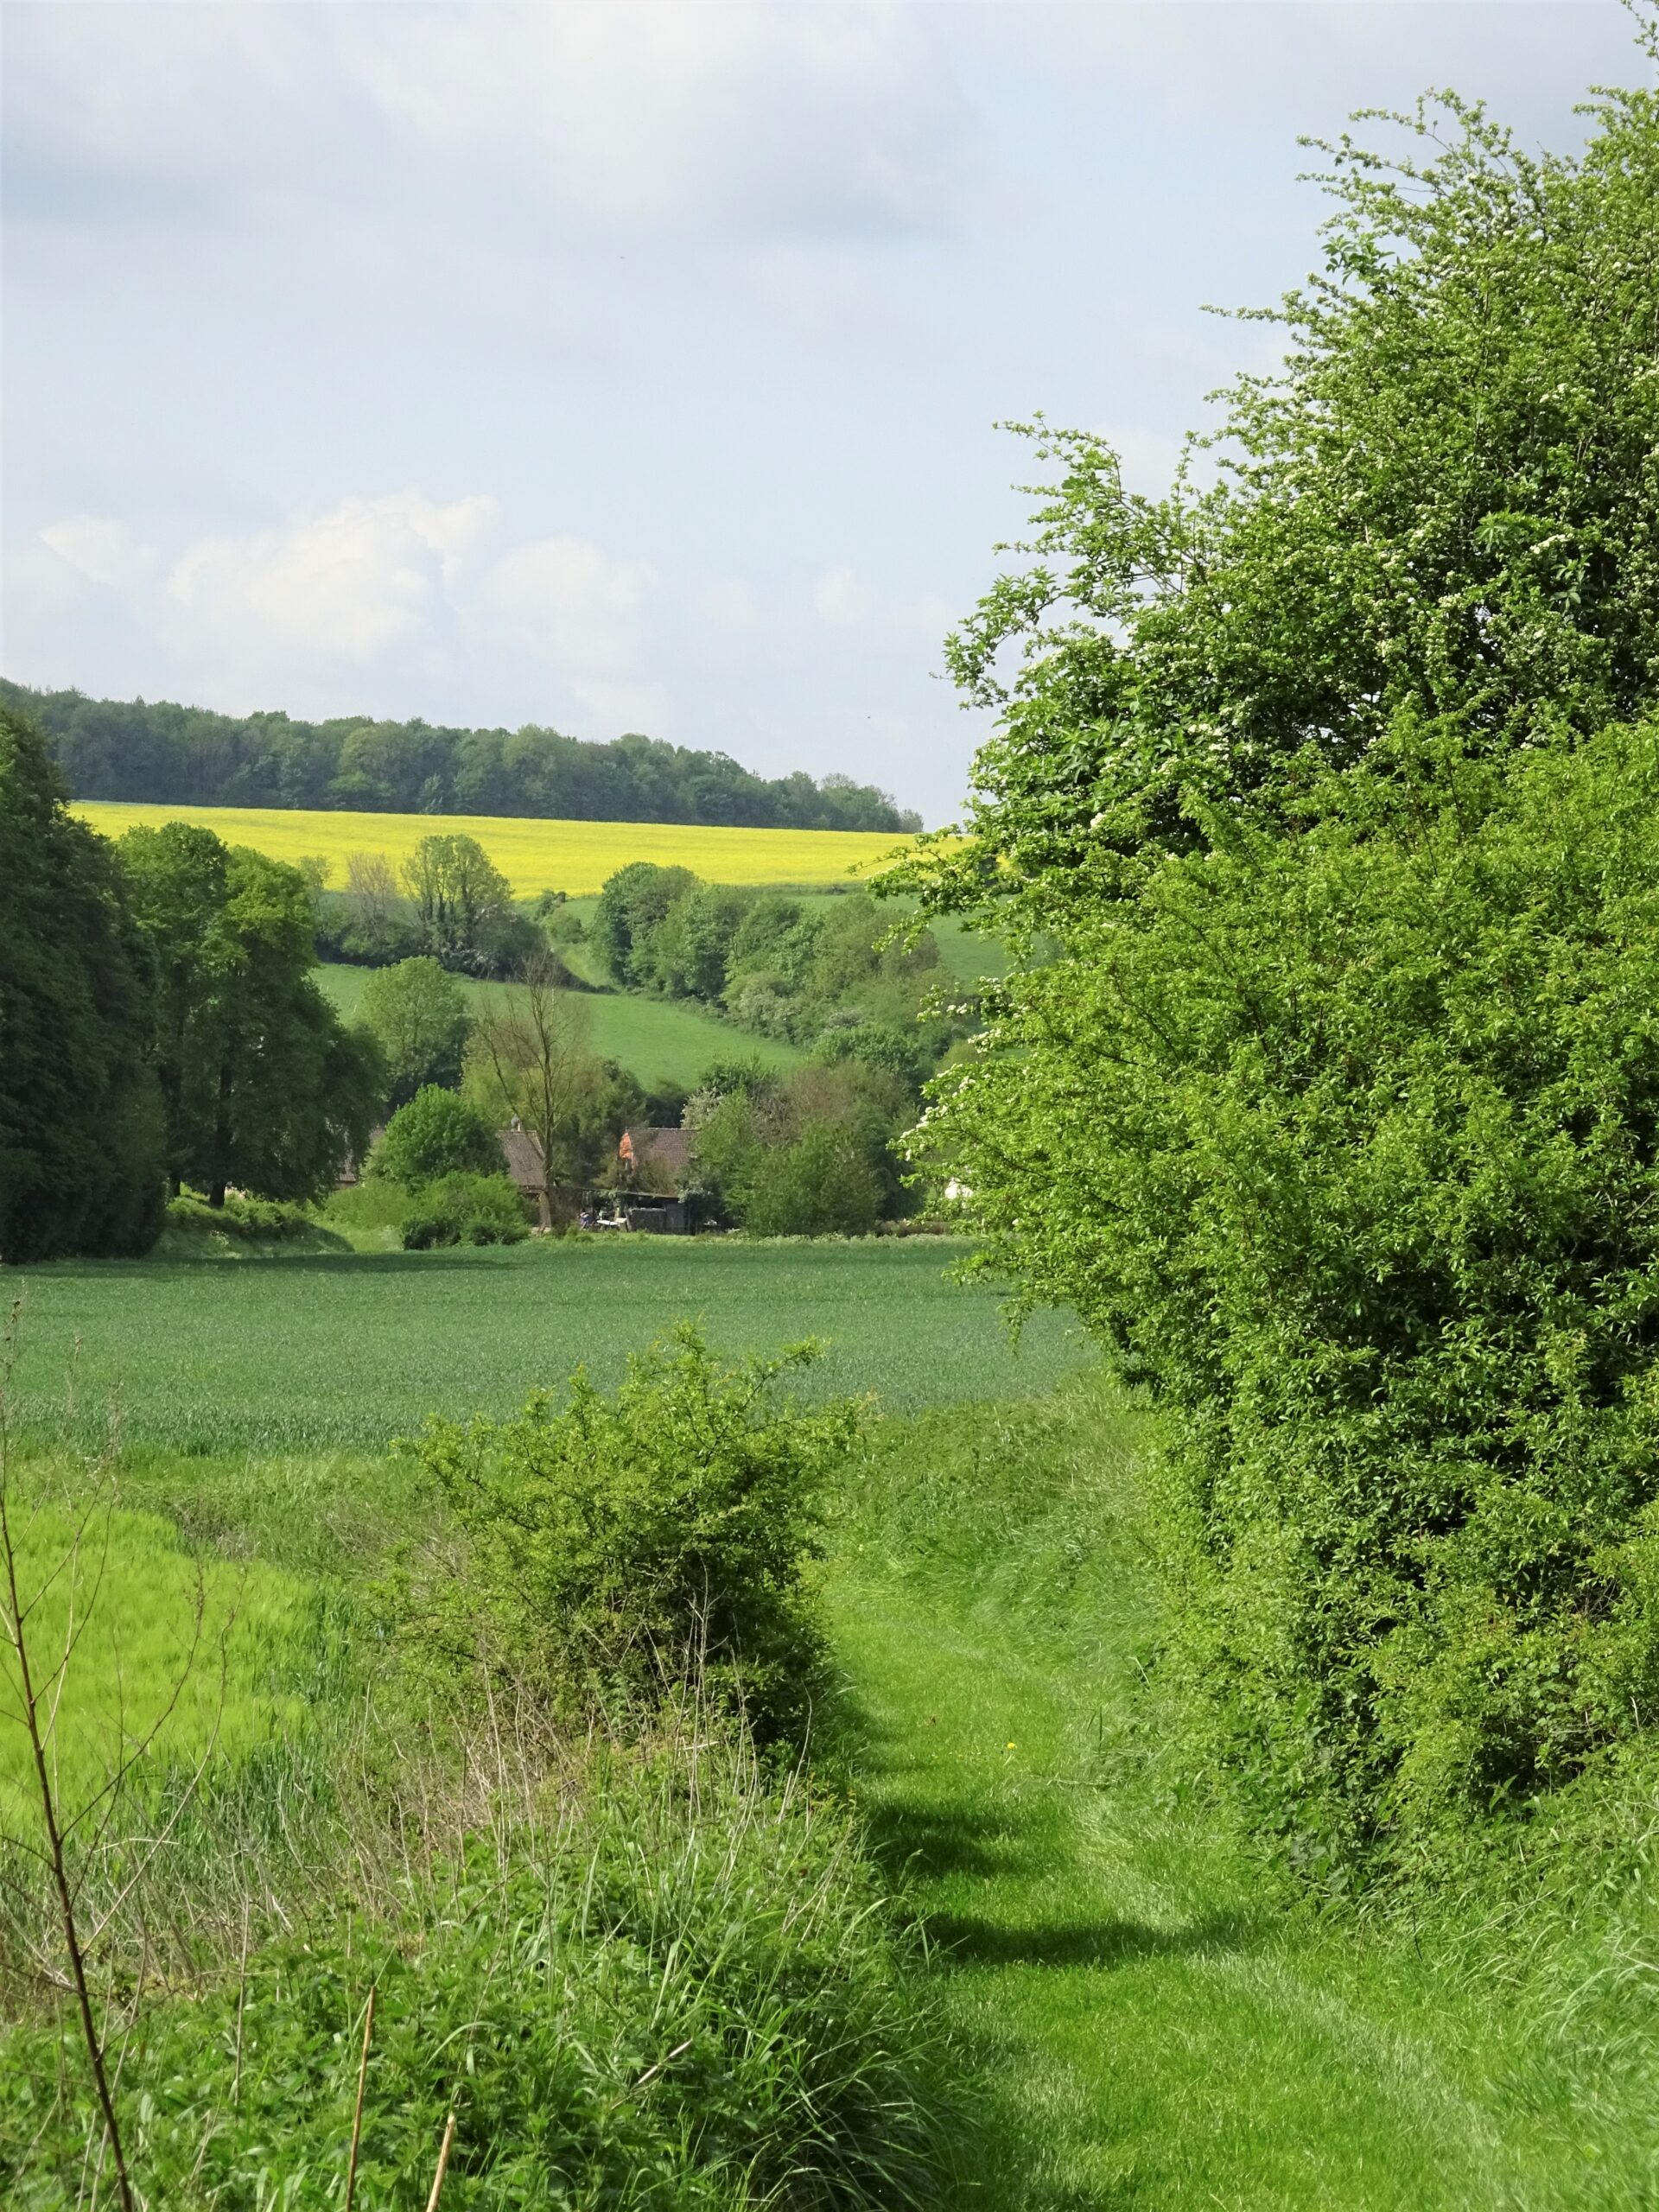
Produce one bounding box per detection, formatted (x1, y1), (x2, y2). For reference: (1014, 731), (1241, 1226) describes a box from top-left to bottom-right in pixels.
(741, 1124), (883, 1239)
(398, 1172), (529, 1250)
(918, 722), (1659, 1867)
(372, 1083), (501, 1188)
(165, 1192), (315, 1243)
(404, 1329), (861, 1733)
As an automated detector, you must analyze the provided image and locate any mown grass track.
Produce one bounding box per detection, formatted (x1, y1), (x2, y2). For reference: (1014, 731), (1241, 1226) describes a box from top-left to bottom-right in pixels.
(829, 1382), (1659, 2209)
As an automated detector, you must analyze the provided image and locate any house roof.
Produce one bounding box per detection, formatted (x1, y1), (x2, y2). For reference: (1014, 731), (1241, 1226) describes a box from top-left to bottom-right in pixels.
(621, 1126), (694, 1188)
(499, 1124), (544, 1191)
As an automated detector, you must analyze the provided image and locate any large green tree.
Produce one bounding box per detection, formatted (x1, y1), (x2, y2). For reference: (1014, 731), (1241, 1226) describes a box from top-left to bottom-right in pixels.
(118, 823), (383, 1207)
(904, 67), (1659, 938)
(356, 957), (471, 1108)
(901, 51), (1659, 1866)
(0, 707), (165, 1260)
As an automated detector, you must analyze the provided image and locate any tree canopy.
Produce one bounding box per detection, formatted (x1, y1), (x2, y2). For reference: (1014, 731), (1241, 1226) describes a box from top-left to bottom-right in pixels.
(4, 681), (922, 834)
(901, 69), (1659, 938)
(904, 53), (1659, 1870)
(356, 957), (472, 1108)
(0, 706), (165, 1261)
(118, 823), (383, 1207)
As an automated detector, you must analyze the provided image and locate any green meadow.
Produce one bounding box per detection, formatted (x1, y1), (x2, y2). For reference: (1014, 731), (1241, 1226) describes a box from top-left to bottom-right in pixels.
(5, 1237), (1089, 1454)
(10, 1292), (1656, 2206)
(315, 960), (804, 1092)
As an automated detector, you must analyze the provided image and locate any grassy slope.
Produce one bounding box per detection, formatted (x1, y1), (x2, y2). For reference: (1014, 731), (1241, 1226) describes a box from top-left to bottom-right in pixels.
(7, 1239), (1091, 1455)
(315, 962), (803, 1090)
(829, 1382), (1659, 2210)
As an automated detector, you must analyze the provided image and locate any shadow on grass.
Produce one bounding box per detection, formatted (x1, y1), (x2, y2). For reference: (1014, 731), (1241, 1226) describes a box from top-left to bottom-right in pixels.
(922, 1907), (1256, 1971)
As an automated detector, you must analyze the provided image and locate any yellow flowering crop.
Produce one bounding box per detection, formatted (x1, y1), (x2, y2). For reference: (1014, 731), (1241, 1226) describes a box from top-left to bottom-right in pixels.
(73, 801), (915, 898)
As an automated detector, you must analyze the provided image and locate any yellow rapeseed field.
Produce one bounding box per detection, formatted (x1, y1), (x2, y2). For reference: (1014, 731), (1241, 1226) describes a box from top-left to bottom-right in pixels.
(73, 801), (915, 897)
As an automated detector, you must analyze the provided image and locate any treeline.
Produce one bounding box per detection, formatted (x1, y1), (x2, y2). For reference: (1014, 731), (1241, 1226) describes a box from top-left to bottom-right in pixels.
(1, 707), (381, 1259)
(1, 677), (922, 832)
(910, 64), (1659, 1882)
(587, 868), (963, 1086)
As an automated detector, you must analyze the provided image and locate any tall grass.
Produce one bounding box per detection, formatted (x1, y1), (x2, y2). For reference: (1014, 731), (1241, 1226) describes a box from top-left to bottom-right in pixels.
(0, 1497), (316, 1842)
(3, 1679), (944, 2209)
(1, 1358), (946, 2208)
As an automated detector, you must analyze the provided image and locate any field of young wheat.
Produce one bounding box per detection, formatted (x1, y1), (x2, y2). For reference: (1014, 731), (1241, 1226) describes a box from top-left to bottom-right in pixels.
(73, 801), (915, 896)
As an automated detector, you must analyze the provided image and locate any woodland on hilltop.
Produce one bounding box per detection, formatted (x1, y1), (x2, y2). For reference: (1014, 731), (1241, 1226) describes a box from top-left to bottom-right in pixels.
(1, 677), (923, 833)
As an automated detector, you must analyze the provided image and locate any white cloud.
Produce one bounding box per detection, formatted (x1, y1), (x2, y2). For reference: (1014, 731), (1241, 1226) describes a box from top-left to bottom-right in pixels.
(22, 490), (664, 734)
(39, 516), (157, 592)
(9, 3), (989, 247)
(167, 493), (497, 662)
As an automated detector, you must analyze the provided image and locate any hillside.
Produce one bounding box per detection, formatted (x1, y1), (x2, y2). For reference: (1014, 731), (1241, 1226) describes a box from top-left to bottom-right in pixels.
(73, 798), (912, 898)
(316, 960), (804, 1093)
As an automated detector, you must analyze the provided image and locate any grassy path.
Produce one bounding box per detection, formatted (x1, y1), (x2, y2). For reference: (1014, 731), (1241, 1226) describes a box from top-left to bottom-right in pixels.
(827, 1387), (1655, 2210)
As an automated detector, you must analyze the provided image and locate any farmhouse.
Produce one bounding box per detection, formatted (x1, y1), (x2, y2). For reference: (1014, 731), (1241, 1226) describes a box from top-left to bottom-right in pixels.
(613, 1126), (696, 1234)
(497, 1122), (698, 1232)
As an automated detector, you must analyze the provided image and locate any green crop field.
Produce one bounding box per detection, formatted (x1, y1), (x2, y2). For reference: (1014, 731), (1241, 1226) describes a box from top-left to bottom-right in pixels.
(5, 1239), (1090, 1457)
(315, 963), (804, 1090)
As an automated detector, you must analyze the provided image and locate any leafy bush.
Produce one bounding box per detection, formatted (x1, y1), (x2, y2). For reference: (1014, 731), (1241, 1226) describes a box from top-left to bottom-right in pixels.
(918, 722), (1659, 1867)
(164, 1191), (317, 1243)
(740, 1124), (883, 1239)
(399, 1172), (529, 1250)
(404, 1330), (861, 1733)
(372, 1084), (502, 1188)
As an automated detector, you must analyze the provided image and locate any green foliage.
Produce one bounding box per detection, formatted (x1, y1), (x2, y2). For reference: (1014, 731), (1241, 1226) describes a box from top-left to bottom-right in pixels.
(690, 1062), (908, 1236)
(400, 832), (535, 976)
(887, 47), (1659, 1880)
(3, 1740), (935, 2211)
(0, 706), (166, 1261)
(591, 870), (951, 1068)
(896, 73), (1659, 931)
(356, 956), (472, 1106)
(118, 821), (383, 1206)
(164, 1192), (322, 1243)
(6, 677), (919, 832)
(918, 722), (1659, 1862)
(372, 1084), (502, 1189)
(591, 861), (700, 987)
(400, 1173), (529, 1250)
(739, 1125), (883, 1240)
(404, 1331), (861, 1732)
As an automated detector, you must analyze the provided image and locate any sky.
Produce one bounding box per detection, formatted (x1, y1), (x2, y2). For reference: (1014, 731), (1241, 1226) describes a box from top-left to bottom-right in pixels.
(1, 1), (1643, 823)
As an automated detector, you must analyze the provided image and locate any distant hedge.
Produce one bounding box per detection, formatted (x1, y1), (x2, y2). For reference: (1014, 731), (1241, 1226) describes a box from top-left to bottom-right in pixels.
(2, 679), (922, 834)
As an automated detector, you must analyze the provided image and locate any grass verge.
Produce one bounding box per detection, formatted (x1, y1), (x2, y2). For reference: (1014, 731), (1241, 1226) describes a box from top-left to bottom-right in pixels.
(826, 1378), (1659, 2209)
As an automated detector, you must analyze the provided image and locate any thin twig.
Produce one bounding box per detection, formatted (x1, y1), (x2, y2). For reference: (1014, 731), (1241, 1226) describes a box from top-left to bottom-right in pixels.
(344, 1984), (376, 2212)
(425, 2108), (457, 2211)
